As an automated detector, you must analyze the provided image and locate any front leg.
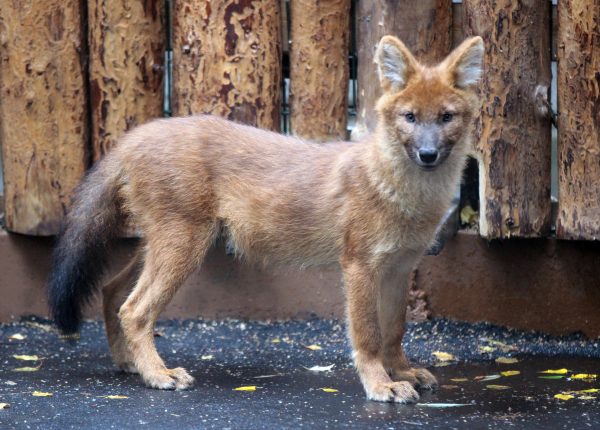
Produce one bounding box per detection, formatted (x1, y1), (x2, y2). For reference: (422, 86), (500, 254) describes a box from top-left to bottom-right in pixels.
(378, 252), (437, 391)
(342, 257), (419, 404)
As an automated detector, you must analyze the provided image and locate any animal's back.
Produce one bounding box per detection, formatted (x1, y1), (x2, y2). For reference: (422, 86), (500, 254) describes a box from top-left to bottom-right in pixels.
(114, 115), (356, 266)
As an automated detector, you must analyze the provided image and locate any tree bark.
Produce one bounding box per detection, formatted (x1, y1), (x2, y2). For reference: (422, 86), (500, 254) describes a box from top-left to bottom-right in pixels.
(464, 0), (552, 238)
(556, 1), (600, 240)
(0, 1), (88, 235)
(289, 0), (351, 141)
(172, 0), (282, 131)
(354, 0), (452, 138)
(88, 0), (165, 161)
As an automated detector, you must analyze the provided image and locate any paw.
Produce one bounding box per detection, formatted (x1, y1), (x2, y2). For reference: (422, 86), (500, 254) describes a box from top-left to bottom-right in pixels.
(143, 367), (195, 390)
(366, 381), (420, 404)
(390, 367), (438, 390)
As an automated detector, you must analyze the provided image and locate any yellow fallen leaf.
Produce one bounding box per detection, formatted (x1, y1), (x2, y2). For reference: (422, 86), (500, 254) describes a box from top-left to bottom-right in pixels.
(0, 403), (10, 409)
(500, 371), (520, 377)
(540, 368), (568, 374)
(450, 378), (469, 382)
(200, 355), (213, 360)
(9, 334), (26, 340)
(271, 338), (281, 343)
(496, 357), (519, 364)
(432, 351), (455, 362)
(577, 388), (600, 394)
(13, 355), (39, 361)
(104, 395), (128, 399)
(579, 395), (597, 400)
(486, 385), (511, 390)
(233, 386), (256, 391)
(13, 366), (41, 372)
(478, 346), (495, 353)
(306, 344), (322, 351)
(554, 393), (574, 401)
(571, 374), (597, 380)
(32, 391), (53, 397)
(320, 388), (338, 393)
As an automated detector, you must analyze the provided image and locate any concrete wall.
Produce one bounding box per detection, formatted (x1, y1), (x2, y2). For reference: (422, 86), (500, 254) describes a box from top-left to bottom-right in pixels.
(1, 230), (599, 337)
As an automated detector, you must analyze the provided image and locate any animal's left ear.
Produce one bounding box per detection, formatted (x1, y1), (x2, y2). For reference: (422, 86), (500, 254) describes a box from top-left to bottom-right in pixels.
(442, 36), (484, 89)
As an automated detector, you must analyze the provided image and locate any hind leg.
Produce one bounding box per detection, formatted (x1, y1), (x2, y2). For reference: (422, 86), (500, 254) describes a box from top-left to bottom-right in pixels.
(102, 252), (142, 373)
(119, 222), (216, 390)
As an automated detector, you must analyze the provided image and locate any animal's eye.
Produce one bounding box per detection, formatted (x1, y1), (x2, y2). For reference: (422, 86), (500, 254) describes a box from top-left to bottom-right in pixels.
(442, 112), (454, 122)
(404, 112), (416, 123)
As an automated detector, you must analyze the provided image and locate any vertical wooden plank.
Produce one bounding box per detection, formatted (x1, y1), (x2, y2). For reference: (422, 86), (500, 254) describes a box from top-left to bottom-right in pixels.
(289, 0), (351, 141)
(464, 0), (552, 238)
(0, 1), (88, 235)
(172, 0), (282, 131)
(353, 0), (452, 138)
(88, 0), (165, 161)
(556, 1), (600, 240)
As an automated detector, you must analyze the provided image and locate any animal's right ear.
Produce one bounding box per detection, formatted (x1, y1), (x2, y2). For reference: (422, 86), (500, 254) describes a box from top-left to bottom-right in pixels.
(375, 36), (418, 93)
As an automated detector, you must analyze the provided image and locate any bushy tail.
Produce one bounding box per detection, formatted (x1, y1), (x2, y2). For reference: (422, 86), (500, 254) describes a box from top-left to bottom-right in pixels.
(48, 158), (123, 334)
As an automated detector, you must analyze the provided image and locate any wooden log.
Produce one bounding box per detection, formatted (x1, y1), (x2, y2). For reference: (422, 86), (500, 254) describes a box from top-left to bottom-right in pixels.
(88, 0), (165, 161)
(464, 0), (552, 238)
(353, 0), (452, 138)
(0, 1), (88, 235)
(172, 0), (282, 131)
(289, 0), (351, 141)
(556, 1), (600, 240)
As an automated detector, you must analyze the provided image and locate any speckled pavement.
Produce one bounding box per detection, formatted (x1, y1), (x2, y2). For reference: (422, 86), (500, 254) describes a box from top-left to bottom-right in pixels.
(2, 318), (600, 429)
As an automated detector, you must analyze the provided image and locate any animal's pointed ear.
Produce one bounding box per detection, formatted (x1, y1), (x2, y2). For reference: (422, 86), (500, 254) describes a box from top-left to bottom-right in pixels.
(442, 36), (485, 89)
(375, 36), (419, 93)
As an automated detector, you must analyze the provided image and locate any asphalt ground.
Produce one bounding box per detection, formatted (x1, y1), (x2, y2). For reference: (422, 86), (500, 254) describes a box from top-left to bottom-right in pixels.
(2, 317), (600, 429)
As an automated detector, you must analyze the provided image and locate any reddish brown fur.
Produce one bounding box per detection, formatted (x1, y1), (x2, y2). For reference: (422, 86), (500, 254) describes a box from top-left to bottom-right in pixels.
(68, 36), (484, 402)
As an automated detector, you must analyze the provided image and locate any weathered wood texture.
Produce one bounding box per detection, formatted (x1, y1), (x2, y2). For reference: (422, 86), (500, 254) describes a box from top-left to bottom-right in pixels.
(289, 0), (351, 141)
(353, 0), (452, 137)
(172, 0), (282, 131)
(464, 0), (552, 238)
(556, 1), (600, 240)
(0, 2), (88, 235)
(88, 0), (165, 161)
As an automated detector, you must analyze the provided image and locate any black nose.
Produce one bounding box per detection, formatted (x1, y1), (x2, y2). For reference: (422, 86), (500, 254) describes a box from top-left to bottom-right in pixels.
(418, 149), (439, 164)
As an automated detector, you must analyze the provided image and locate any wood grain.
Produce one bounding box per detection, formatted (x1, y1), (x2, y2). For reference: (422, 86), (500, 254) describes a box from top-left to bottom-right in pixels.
(0, 1), (88, 235)
(353, 0), (452, 138)
(556, 1), (600, 240)
(88, 0), (165, 161)
(172, 0), (282, 131)
(289, 0), (351, 141)
(464, 0), (552, 238)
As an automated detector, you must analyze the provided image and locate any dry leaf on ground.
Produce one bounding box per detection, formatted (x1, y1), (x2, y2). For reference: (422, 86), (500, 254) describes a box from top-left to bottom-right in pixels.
(570, 374), (597, 380)
(450, 378), (469, 383)
(304, 364), (334, 372)
(540, 368), (569, 374)
(0, 403), (10, 409)
(554, 393), (574, 401)
(319, 388), (338, 393)
(305, 344), (322, 351)
(432, 351), (455, 362)
(8, 334), (26, 341)
(103, 395), (128, 399)
(496, 357), (519, 364)
(13, 355), (39, 361)
(500, 371), (520, 377)
(32, 391), (53, 397)
(486, 384), (511, 390)
(233, 386), (257, 391)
